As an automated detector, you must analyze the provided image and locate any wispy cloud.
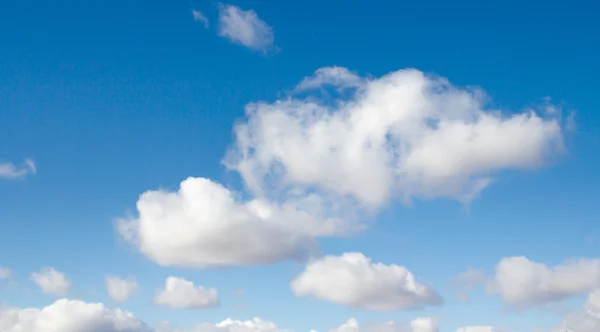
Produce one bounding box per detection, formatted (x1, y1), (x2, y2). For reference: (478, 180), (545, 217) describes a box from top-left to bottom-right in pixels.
(0, 158), (36, 180)
(217, 4), (274, 53)
(192, 9), (209, 29)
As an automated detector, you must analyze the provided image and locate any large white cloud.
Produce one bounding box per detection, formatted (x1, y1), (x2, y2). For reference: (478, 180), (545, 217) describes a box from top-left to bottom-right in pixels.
(0, 299), (151, 332)
(106, 275), (138, 303)
(290, 252), (442, 310)
(31, 267), (71, 296)
(225, 67), (564, 208)
(554, 289), (600, 332)
(0, 158), (36, 179)
(217, 4), (274, 53)
(116, 177), (354, 268)
(117, 67), (566, 269)
(153, 277), (219, 309)
(487, 256), (600, 309)
(328, 317), (439, 332)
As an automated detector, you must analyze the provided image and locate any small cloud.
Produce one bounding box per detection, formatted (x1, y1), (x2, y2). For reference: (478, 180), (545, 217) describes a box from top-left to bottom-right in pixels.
(0, 266), (12, 279)
(153, 276), (219, 309)
(0, 158), (36, 180)
(31, 267), (71, 296)
(217, 4), (274, 53)
(192, 9), (209, 29)
(566, 111), (576, 131)
(451, 267), (487, 302)
(106, 275), (138, 303)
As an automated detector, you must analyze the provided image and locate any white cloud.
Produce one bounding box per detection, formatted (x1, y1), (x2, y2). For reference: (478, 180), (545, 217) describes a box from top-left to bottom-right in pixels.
(295, 67), (363, 92)
(153, 277), (219, 309)
(487, 256), (600, 309)
(329, 317), (439, 332)
(0, 298), (152, 332)
(554, 289), (600, 332)
(106, 275), (138, 303)
(452, 267), (486, 301)
(0, 266), (11, 279)
(217, 4), (274, 52)
(157, 317), (292, 332)
(455, 327), (500, 332)
(290, 252), (442, 310)
(31, 267), (71, 296)
(0, 158), (36, 179)
(192, 10), (209, 29)
(0, 298), (293, 332)
(225, 67), (564, 209)
(116, 177), (355, 268)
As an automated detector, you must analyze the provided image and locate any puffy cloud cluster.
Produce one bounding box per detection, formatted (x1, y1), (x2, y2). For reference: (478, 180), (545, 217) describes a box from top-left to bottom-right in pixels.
(153, 277), (219, 309)
(0, 299), (293, 332)
(290, 253), (442, 310)
(31, 267), (70, 296)
(0, 299), (151, 332)
(106, 275), (138, 303)
(328, 317), (439, 332)
(487, 256), (600, 309)
(226, 67), (564, 208)
(117, 67), (565, 269)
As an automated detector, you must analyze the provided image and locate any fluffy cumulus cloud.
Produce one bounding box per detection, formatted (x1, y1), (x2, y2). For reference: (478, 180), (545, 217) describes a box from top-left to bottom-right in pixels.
(31, 267), (71, 296)
(192, 9), (209, 28)
(217, 4), (274, 52)
(106, 275), (138, 303)
(0, 158), (36, 179)
(554, 289), (600, 332)
(225, 67), (564, 208)
(329, 317), (439, 332)
(116, 177), (353, 268)
(290, 253), (442, 310)
(0, 299), (152, 332)
(153, 277), (219, 309)
(487, 256), (600, 309)
(117, 67), (565, 269)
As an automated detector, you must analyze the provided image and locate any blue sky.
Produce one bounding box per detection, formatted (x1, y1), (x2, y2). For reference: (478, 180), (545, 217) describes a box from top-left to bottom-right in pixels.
(1, 1), (599, 332)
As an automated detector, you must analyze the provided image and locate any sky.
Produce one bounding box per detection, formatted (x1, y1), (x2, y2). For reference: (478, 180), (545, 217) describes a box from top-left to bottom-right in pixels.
(0, 0), (599, 331)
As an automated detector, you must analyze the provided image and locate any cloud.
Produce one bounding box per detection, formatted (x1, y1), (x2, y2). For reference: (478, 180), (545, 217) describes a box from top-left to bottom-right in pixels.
(31, 267), (71, 296)
(118, 67), (565, 269)
(0, 158), (36, 179)
(0, 266), (11, 279)
(455, 328), (501, 332)
(0, 298), (293, 332)
(329, 317), (439, 332)
(487, 256), (600, 309)
(452, 267), (486, 301)
(106, 275), (138, 303)
(0, 298), (152, 332)
(157, 317), (291, 332)
(192, 10), (209, 29)
(225, 67), (564, 209)
(217, 4), (274, 52)
(290, 252), (442, 310)
(153, 277), (219, 309)
(554, 289), (600, 332)
(295, 67), (364, 92)
(116, 177), (355, 268)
